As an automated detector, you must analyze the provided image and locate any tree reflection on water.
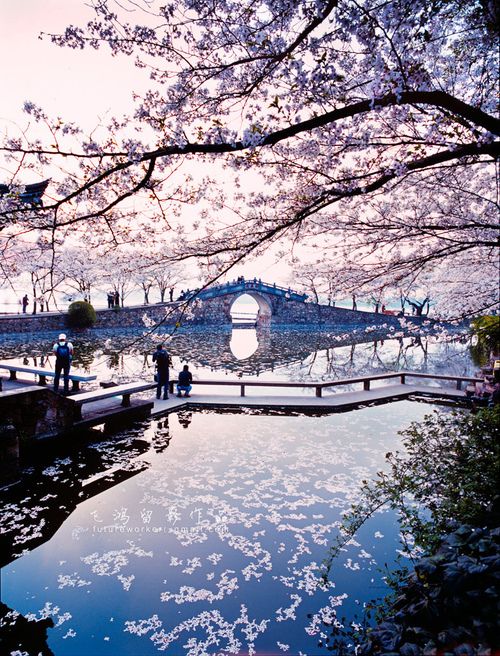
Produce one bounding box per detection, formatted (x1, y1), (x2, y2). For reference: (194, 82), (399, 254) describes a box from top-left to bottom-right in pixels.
(0, 325), (473, 385)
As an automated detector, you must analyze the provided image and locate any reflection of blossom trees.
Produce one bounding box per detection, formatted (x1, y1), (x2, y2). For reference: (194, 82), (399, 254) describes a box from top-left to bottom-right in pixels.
(289, 333), (472, 383)
(0, 325), (473, 381)
(0, 433), (150, 567)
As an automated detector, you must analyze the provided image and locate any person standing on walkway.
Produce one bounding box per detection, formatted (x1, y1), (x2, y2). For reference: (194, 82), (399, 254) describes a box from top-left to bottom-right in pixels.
(22, 294), (29, 313)
(152, 343), (170, 400)
(53, 333), (73, 394)
(114, 291), (120, 308)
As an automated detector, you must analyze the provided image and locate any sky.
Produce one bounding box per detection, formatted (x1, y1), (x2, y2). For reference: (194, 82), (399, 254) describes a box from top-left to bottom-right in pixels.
(0, 0), (145, 132)
(0, 0), (299, 309)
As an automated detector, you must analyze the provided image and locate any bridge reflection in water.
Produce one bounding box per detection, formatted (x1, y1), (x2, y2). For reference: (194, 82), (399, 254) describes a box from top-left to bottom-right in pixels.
(0, 326), (472, 384)
(229, 328), (259, 359)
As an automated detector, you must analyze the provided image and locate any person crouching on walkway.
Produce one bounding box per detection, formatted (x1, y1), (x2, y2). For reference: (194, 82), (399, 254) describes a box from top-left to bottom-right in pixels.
(153, 343), (170, 400)
(177, 364), (193, 397)
(53, 333), (73, 394)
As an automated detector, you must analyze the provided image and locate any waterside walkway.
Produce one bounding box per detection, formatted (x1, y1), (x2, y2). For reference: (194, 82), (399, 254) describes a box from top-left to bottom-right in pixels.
(2, 371), (479, 426)
(148, 380), (474, 415)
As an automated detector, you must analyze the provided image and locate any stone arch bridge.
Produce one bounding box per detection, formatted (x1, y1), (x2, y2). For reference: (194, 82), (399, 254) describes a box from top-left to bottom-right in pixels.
(0, 279), (414, 334)
(176, 279), (404, 328)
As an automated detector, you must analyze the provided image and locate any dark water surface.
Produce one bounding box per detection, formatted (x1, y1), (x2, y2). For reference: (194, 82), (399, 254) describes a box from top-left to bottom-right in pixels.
(0, 323), (474, 385)
(2, 402), (434, 655)
(0, 325), (474, 655)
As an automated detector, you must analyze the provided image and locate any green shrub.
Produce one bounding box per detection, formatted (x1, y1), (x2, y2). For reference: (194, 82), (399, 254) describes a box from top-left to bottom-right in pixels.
(325, 406), (500, 567)
(359, 524), (500, 655)
(321, 407), (500, 654)
(67, 301), (97, 328)
(471, 315), (500, 363)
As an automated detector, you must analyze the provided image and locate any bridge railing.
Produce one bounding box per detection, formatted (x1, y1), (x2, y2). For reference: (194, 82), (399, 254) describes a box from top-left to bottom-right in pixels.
(169, 371), (482, 398)
(194, 279), (308, 302)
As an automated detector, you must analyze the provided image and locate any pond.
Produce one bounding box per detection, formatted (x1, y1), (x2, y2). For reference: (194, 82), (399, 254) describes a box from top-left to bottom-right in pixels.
(0, 324), (475, 654)
(0, 324), (475, 387)
(1, 401), (435, 655)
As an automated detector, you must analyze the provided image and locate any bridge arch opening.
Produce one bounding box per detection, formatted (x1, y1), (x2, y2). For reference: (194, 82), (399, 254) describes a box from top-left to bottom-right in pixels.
(229, 293), (272, 326)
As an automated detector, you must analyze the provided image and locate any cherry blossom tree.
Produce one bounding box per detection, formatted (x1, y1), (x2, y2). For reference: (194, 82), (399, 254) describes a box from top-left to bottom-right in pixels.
(152, 263), (186, 303)
(5, 236), (64, 314)
(130, 244), (188, 303)
(56, 244), (107, 304)
(100, 248), (139, 307)
(135, 269), (155, 305)
(290, 261), (362, 306)
(0, 0), (498, 318)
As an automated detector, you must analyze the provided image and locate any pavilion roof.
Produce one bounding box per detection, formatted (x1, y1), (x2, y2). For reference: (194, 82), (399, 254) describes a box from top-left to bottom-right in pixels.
(0, 179), (50, 205)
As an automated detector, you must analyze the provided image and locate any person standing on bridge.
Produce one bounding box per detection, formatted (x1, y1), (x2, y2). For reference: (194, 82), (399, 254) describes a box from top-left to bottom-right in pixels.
(153, 343), (170, 400)
(53, 333), (73, 394)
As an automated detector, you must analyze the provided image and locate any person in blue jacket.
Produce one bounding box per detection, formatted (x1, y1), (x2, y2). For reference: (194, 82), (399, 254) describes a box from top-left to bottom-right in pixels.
(177, 364), (193, 397)
(52, 333), (73, 394)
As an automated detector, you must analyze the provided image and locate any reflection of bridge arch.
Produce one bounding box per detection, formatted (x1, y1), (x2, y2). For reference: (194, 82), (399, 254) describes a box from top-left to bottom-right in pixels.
(174, 329), (439, 377)
(229, 292), (272, 326)
(230, 327), (259, 359)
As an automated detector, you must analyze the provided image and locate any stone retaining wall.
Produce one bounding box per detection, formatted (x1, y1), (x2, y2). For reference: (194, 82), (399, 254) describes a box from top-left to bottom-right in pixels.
(0, 296), (419, 335)
(0, 312), (68, 334)
(0, 305), (181, 334)
(0, 386), (74, 443)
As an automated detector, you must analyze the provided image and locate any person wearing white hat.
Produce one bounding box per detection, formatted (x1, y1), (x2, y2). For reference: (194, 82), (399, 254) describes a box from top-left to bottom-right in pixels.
(52, 333), (74, 394)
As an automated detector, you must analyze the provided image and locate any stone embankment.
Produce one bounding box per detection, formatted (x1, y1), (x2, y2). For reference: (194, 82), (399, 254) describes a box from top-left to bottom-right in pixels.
(0, 304), (178, 334)
(0, 299), (419, 335)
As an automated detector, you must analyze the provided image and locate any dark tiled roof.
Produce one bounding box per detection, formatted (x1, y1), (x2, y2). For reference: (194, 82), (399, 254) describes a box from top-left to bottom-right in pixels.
(0, 179), (50, 204)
